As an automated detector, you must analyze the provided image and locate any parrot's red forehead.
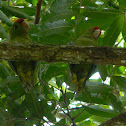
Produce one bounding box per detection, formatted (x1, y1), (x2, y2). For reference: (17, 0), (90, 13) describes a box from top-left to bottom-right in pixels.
(15, 19), (24, 24)
(93, 27), (101, 34)
(93, 27), (100, 30)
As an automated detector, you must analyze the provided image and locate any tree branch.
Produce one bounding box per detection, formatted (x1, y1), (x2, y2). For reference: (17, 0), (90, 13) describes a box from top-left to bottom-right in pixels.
(100, 112), (126, 126)
(0, 43), (126, 66)
(34, 0), (43, 24)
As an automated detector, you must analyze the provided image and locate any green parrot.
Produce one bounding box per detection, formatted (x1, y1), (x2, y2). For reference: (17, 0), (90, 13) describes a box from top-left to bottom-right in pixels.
(70, 27), (101, 91)
(9, 18), (37, 92)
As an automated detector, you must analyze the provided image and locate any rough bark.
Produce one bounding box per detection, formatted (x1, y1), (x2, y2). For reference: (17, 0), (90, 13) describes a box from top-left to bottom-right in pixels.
(0, 43), (126, 66)
(100, 112), (126, 126)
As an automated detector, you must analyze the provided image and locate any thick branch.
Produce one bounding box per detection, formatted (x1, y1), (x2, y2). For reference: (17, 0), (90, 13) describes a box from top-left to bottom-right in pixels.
(0, 43), (126, 66)
(100, 112), (126, 126)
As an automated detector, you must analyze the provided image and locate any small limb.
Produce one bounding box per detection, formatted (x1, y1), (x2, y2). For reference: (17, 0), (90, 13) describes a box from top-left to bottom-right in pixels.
(61, 87), (76, 126)
(34, 0), (43, 24)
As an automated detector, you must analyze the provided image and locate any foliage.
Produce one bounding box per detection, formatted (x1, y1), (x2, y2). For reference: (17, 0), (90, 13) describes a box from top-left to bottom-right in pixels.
(0, 0), (126, 125)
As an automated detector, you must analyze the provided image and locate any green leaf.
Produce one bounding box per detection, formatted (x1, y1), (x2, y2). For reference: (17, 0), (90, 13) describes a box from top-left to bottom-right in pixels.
(41, 63), (70, 84)
(81, 0), (97, 7)
(70, 109), (92, 122)
(120, 94), (126, 106)
(24, 120), (34, 126)
(42, 9), (75, 23)
(0, 23), (9, 40)
(0, 76), (20, 88)
(11, 6), (36, 16)
(7, 97), (26, 117)
(0, 75), (25, 99)
(0, 0), (2, 8)
(86, 105), (118, 118)
(1, 5), (33, 20)
(25, 92), (46, 118)
(30, 20), (72, 37)
(0, 63), (10, 79)
(107, 93), (123, 113)
(97, 65), (108, 81)
(82, 7), (120, 20)
(56, 75), (64, 87)
(0, 10), (13, 26)
(91, 115), (110, 124)
(122, 14), (126, 42)
(32, 0), (37, 6)
(59, 92), (74, 107)
(25, 0), (32, 4)
(51, 0), (76, 10)
(103, 15), (124, 46)
(112, 76), (126, 92)
(55, 118), (66, 126)
(25, 90), (56, 122)
(16, 0), (24, 4)
(119, 0), (126, 8)
(42, 0), (77, 23)
(42, 84), (56, 100)
(86, 81), (114, 93)
(0, 107), (14, 126)
(111, 66), (126, 76)
(77, 120), (92, 126)
(39, 33), (71, 45)
(76, 90), (107, 105)
(25, 0), (37, 5)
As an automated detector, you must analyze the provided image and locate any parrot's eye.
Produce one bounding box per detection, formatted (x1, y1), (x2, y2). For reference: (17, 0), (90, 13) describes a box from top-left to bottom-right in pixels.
(13, 25), (18, 29)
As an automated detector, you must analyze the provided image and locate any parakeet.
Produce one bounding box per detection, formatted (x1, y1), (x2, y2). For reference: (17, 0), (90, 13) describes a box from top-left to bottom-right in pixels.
(9, 18), (37, 92)
(70, 27), (101, 91)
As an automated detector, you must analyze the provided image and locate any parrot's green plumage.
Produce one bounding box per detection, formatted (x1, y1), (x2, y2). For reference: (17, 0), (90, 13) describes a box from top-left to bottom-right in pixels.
(9, 19), (37, 92)
(9, 19), (31, 43)
(70, 27), (101, 91)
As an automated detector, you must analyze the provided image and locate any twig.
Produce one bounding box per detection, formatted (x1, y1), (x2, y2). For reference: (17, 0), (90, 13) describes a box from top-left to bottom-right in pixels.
(72, 82), (107, 120)
(8, 0), (10, 6)
(34, 0), (43, 24)
(61, 87), (76, 126)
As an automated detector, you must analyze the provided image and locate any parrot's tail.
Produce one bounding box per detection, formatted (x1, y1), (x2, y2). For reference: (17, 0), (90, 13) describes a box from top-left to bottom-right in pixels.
(8, 61), (37, 93)
(70, 64), (96, 92)
(71, 73), (86, 91)
(19, 73), (34, 92)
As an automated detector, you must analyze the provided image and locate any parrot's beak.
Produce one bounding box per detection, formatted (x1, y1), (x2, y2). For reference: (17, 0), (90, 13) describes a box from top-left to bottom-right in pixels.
(88, 28), (92, 31)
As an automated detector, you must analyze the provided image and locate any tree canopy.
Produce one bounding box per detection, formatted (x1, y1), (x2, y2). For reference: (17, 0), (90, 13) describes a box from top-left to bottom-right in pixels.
(0, 0), (126, 126)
